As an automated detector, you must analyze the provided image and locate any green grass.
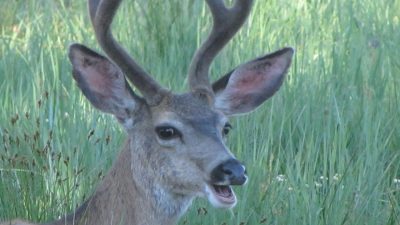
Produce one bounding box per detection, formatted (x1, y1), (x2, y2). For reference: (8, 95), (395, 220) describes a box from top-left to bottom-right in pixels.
(0, 0), (399, 224)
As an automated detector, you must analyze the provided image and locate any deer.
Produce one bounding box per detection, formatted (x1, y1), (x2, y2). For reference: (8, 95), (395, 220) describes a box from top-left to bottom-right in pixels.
(1, 0), (293, 224)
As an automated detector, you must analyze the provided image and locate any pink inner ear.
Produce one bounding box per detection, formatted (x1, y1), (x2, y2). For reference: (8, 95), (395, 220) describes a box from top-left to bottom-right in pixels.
(228, 60), (278, 95)
(230, 53), (291, 95)
(234, 69), (266, 93)
(85, 65), (111, 93)
(79, 57), (119, 96)
(214, 47), (293, 115)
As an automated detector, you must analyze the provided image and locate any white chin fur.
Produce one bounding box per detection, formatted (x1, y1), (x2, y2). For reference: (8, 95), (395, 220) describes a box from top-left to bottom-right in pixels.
(205, 185), (237, 208)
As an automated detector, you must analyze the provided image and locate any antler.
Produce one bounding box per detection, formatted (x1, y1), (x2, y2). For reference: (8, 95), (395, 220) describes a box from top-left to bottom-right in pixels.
(88, 0), (166, 103)
(188, 0), (254, 96)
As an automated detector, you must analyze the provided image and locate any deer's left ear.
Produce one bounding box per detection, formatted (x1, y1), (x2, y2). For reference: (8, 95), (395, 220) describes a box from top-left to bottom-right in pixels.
(212, 48), (294, 116)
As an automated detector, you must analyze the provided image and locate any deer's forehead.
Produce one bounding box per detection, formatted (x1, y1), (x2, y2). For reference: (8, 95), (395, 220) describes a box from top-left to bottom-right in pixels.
(152, 93), (227, 128)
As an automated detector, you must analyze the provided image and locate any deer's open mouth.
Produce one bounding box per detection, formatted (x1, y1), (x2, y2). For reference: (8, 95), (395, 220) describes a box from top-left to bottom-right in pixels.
(205, 184), (237, 208)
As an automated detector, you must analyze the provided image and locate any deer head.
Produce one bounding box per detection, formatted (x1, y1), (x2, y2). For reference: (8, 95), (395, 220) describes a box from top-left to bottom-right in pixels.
(68, 0), (293, 216)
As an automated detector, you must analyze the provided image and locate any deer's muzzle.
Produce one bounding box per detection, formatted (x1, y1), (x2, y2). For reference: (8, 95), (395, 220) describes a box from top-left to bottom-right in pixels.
(210, 159), (247, 186)
(204, 159), (247, 208)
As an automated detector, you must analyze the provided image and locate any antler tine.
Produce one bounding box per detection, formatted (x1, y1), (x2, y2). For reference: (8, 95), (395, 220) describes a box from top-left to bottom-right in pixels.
(188, 0), (254, 96)
(87, 0), (166, 103)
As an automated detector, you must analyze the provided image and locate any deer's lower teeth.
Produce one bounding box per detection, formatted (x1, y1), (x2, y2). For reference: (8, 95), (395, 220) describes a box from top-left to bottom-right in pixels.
(213, 185), (233, 198)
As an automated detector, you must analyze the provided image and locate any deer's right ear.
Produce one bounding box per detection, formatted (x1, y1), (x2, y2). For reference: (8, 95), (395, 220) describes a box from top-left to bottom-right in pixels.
(212, 48), (294, 116)
(68, 44), (141, 121)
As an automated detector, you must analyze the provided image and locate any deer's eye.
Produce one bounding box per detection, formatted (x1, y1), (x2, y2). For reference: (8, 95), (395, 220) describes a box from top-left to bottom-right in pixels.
(156, 126), (181, 140)
(223, 123), (232, 136)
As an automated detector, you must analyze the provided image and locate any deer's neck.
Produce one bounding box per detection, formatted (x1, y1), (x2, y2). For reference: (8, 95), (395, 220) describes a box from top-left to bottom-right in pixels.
(62, 139), (192, 225)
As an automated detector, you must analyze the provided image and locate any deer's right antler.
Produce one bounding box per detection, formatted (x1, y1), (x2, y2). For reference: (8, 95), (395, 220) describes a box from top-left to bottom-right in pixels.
(88, 0), (167, 104)
(188, 0), (254, 97)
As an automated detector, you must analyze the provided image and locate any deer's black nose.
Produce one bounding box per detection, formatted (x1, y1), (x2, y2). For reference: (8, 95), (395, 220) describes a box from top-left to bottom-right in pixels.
(211, 159), (247, 185)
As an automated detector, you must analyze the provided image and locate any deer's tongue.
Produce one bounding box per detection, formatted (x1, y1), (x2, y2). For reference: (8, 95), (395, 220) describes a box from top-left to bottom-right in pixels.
(212, 184), (235, 203)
